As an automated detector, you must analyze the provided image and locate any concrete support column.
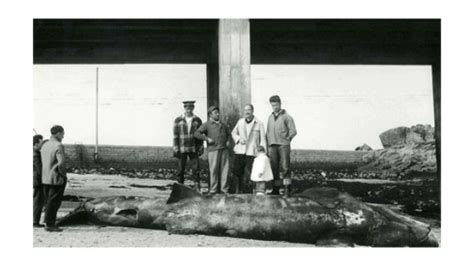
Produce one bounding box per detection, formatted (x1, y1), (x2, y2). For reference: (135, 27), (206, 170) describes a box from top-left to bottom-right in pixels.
(218, 19), (251, 128)
(206, 20), (219, 109)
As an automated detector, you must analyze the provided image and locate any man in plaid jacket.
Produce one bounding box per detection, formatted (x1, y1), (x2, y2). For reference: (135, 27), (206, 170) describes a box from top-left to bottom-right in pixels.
(173, 100), (204, 190)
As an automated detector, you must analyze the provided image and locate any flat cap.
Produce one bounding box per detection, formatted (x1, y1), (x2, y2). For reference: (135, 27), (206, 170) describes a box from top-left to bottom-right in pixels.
(208, 105), (219, 114)
(269, 95), (281, 103)
(182, 100), (196, 106)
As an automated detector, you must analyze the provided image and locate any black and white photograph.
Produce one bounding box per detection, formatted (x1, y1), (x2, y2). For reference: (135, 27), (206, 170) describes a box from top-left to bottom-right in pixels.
(7, 0), (474, 264)
(30, 18), (441, 248)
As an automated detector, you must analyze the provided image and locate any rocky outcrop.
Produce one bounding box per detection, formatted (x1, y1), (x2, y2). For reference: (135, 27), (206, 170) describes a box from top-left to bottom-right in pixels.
(379, 124), (434, 148)
(359, 124), (437, 176)
(360, 141), (437, 175)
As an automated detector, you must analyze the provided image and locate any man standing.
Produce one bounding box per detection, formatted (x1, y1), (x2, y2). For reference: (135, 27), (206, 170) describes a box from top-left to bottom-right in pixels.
(231, 104), (267, 193)
(173, 100), (204, 190)
(41, 125), (67, 232)
(33, 134), (44, 227)
(266, 95), (297, 195)
(194, 106), (230, 194)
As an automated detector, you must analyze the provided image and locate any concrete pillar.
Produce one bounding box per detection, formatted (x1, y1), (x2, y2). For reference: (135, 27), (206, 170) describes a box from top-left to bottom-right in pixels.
(206, 21), (219, 109)
(207, 63), (219, 108)
(218, 19), (251, 128)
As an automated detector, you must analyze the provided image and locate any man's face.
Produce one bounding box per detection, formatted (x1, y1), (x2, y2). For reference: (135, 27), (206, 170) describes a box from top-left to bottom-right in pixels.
(56, 131), (65, 142)
(210, 110), (220, 121)
(33, 139), (43, 151)
(244, 105), (254, 119)
(184, 105), (194, 115)
(271, 102), (281, 113)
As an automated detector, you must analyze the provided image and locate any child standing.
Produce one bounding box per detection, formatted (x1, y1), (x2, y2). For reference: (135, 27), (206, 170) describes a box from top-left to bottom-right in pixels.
(250, 146), (274, 195)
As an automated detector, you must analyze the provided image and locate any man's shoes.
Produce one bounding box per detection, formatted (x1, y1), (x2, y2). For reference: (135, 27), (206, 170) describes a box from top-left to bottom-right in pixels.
(33, 223), (45, 228)
(45, 226), (63, 232)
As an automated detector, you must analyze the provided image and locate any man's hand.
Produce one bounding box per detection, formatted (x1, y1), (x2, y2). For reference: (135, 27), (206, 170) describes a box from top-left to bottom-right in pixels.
(197, 146), (204, 156)
(239, 137), (246, 145)
(258, 173), (263, 178)
(207, 137), (215, 144)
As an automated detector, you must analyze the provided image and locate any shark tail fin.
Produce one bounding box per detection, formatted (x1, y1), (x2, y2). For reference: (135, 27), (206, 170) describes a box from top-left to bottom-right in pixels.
(166, 183), (203, 204)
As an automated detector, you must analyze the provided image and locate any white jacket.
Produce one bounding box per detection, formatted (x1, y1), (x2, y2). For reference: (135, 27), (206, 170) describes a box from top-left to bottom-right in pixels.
(231, 117), (267, 156)
(250, 153), (274, 182)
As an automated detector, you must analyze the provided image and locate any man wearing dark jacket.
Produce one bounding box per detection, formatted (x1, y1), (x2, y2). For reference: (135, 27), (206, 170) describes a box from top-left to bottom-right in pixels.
(194, 106), (231, 194)
(266, 95), (297, 195)
(33, 134), (44, 227)
(41, 125), (67, 232)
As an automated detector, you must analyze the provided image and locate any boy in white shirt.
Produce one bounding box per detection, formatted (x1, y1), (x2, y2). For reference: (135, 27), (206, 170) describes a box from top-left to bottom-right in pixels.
(250, 146), (274, 195)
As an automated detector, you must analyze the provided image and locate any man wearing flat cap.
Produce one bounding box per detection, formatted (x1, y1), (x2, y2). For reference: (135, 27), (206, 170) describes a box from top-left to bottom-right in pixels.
(194, 105), (231, 194)
(173, 100), (204, 190)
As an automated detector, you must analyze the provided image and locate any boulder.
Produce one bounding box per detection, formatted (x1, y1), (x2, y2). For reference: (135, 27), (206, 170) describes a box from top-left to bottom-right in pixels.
(379, 124), (435, 148)
(379, 127), (408, 148)
(406, 124), (435, 144)
(355, 144), (373, 151)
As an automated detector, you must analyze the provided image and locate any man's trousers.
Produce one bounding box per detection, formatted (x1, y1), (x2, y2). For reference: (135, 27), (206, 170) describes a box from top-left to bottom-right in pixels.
(233, 154), (255, 193)
(268, 144), (291, 193)
(42, 184), (65, 227)
(33, 186), (44, 224)
(177, 152), (200, 184)
(208, 149), (229, 193)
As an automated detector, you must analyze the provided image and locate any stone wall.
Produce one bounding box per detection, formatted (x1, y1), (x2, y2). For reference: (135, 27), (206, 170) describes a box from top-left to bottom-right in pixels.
(64, 144), (369, 170)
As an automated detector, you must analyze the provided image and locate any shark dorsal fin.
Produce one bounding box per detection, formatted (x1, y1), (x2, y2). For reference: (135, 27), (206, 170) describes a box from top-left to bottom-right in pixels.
(166, 183), (203, 204)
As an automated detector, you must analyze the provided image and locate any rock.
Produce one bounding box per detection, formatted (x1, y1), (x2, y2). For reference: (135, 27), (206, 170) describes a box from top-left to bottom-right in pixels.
(362, 152), (376, 163)
(355, 144), (373, 151)
(406, 129), (425, 144)
(359, 142), (437, 176)
(362, 124), (437, 177)
(406, 124), (435, 145)
(379, 124), (435, 148)
(379, 127), (409, 148)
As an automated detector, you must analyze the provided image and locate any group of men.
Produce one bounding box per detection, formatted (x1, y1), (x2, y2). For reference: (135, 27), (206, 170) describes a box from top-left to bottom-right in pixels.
(32, 95), (296, 229)
(173, 95), (297, 195)
(33, 125), (67, 232)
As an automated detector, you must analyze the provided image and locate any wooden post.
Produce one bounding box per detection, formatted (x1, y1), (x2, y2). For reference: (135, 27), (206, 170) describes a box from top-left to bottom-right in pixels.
(94, 67), (99, 161)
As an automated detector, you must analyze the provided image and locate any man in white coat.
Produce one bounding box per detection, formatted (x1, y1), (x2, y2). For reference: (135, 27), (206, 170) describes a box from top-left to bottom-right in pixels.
(231, 104), (267, 193)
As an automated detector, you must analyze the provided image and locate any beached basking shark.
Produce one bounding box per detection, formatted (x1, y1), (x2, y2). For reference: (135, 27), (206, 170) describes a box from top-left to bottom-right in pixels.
(58, 183), (438, 247)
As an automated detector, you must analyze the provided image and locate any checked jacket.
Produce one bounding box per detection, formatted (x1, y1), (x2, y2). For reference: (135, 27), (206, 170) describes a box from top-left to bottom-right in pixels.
(173, 114), (204, 155)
